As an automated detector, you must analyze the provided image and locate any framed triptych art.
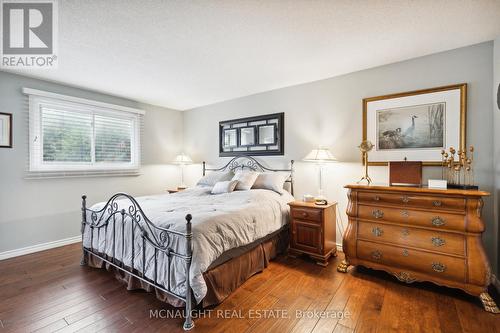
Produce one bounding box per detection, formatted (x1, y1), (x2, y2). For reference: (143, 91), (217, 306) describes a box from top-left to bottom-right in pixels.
(363, 83), (467, 166)
(219, 112), (284, 157)
(0, 112), (13, 148)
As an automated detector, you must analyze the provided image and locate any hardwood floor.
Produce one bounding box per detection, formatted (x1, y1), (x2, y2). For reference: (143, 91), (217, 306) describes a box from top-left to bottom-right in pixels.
(0, 243), (498, 333)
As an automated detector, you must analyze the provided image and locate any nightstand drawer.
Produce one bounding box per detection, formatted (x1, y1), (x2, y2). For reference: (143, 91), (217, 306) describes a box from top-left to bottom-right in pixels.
(357, 240), (466, 283)
(357, 222), (465, 256)
(291, 207), (322, 222)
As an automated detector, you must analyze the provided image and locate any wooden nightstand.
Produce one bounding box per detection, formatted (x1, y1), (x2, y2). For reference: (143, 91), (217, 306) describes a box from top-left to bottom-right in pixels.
(288, 201), (337, 266)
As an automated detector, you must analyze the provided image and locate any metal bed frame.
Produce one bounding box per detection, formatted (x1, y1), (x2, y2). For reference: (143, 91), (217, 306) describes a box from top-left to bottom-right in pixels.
(80, 156), (294, 330)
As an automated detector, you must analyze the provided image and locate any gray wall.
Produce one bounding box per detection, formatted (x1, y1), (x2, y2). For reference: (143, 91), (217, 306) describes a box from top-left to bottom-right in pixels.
(494, 37), (500, 273)
(183, 42), (498, 274)
(0, 72), (184, 252)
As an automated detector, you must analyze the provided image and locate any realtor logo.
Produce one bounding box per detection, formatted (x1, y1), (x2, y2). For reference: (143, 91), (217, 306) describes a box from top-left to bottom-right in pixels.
(1, 0), (57, 68)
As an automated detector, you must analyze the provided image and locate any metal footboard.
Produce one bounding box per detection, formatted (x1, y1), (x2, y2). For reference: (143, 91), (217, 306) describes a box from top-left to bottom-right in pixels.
(79, 193), (194, 330)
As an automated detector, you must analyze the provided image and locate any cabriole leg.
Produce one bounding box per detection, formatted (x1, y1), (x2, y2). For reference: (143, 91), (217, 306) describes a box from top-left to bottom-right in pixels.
(337, 259), (350, 273)
(479, 292), (500, 314)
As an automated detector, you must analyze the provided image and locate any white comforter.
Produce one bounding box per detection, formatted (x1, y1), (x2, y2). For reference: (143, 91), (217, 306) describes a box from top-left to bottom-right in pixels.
(82, 187), (293, 303)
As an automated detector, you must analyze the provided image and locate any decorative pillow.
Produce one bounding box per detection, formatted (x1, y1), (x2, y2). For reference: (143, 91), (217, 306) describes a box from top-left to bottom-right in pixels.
(231, 171), (259, 190)
(196, 171), (233, 187)
(211, 180), (239, 194)
(252, 172), (290, 194)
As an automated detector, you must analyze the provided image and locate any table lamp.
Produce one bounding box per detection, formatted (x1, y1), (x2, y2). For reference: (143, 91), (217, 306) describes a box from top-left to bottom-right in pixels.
(303, 147), (337, 200)
(173, 153), (193, 189)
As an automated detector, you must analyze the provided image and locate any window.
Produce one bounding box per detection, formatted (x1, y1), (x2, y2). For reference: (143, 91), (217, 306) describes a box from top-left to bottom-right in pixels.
(26, 88), (143, 174)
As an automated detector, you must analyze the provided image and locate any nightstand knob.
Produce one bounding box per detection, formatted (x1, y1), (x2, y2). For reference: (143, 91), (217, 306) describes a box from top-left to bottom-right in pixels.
(302, 212), (308, 217)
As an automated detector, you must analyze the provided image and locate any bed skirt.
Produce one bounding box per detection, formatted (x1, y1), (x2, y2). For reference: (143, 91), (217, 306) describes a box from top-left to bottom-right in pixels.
(87, 227), (289, 308)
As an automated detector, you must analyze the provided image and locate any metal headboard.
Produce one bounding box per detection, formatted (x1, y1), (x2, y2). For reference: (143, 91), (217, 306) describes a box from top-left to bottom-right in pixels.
(202, 155), (294, 195)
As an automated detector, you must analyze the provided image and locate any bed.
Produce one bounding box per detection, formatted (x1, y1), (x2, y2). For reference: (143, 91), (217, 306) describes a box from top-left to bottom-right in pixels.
(80, 156), (294, 330)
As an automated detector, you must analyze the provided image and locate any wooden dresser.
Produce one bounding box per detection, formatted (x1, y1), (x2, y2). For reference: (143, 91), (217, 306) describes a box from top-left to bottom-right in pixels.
(288, 201), (337, 266)
(339, 184), (499, 313)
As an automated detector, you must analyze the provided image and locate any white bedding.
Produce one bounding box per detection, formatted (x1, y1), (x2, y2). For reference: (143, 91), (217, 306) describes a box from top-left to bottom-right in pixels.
(82, 186), (294, 303)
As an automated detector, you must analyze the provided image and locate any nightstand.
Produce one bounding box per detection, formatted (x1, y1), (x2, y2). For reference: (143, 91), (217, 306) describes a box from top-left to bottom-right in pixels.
(288, 201), (337, 266)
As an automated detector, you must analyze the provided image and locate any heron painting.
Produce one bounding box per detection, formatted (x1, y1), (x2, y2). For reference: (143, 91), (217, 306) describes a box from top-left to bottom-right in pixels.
(377, 102), (445, 150)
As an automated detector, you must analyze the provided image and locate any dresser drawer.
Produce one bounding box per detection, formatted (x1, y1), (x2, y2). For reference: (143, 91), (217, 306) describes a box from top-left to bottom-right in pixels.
(357, 191), (466, 212)
(357, 240), (466, 283)
(358, 204), (465, 231)
(358, 222), (465, 256)
(291, 207), (322, 222)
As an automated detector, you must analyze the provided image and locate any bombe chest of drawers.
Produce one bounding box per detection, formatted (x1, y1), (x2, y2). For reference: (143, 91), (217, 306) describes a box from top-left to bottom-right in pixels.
(338, 184), (499, 313)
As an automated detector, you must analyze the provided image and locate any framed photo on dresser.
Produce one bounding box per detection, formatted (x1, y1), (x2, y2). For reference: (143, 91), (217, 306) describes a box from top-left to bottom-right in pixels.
(363, 83), (467, 166)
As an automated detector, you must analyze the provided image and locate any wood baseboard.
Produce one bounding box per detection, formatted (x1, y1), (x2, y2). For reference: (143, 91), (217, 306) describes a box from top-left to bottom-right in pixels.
(0, 235), (81, 261)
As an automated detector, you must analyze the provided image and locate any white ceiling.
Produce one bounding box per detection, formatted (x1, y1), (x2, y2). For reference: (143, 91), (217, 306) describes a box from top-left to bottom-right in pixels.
(4, 0), (500, 110)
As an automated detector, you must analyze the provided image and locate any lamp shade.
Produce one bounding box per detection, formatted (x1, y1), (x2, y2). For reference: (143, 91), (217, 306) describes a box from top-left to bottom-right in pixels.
(303, 147), (337, 163)
(173, 153), (193, 165)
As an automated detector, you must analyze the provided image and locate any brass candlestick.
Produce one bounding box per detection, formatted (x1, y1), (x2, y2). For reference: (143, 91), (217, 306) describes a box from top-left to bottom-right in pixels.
(357, 140), (374, 184)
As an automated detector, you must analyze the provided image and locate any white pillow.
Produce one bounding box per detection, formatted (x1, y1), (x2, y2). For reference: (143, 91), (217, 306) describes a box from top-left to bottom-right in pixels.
(211, 180), (239, 194)
(196, 171), (233, 187)
(252, 172), (290, 194)
(231, 171), (259, 190)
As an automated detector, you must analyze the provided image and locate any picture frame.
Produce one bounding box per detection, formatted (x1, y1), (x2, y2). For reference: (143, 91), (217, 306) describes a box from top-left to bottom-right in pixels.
(223, 128), (238, 148)
(0, 112), (13, 148)
(257, 124), (277, 145)
(239, 126), (256, 146)
(363, 83), (467, 166)
(219, 112), (284, 157)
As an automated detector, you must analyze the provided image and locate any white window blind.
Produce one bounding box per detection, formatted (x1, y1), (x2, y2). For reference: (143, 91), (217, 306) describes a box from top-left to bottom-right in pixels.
(25, 88), (143, 176)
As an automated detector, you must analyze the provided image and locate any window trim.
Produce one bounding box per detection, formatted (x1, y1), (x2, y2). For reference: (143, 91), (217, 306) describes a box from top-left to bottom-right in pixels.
(25, 89), (143, 173)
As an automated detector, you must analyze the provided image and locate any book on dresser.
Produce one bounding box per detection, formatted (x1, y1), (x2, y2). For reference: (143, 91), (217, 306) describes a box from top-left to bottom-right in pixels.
(339, 184), (499, 314)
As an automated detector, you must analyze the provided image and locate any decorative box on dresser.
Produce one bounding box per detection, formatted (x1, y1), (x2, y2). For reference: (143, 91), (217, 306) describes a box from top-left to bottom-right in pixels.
(288, 201), (337, 266)
(339, 184), (499, 313)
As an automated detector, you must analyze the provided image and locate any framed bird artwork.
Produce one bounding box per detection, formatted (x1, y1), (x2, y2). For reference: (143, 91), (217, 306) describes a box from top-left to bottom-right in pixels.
(362, 84), (466, 166)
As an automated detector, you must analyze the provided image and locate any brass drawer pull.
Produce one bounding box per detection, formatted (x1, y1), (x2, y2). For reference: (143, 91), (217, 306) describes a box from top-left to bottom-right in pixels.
(432, 201), (442, 207)
(401, 196), (410, 203)
(432, 262), (446, 273)
(395, 271), (416, 283)
(372, 227), (383, 237)
(432, 217), (446, 226)
(401, 228), (409, 237)
(401, 210), (409, 218)
(373, 195), (380, 201)
(372, 210), (384, 219)
(431, 237), (446, 247)
(402, 249), (409, 257)
(371, 250), (382, 260)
